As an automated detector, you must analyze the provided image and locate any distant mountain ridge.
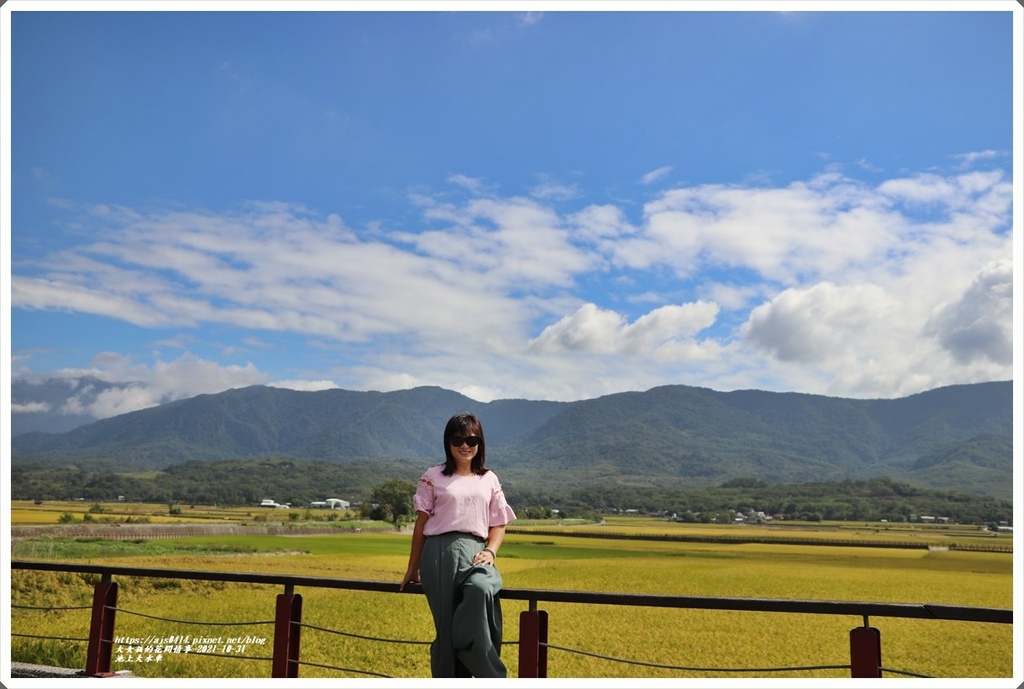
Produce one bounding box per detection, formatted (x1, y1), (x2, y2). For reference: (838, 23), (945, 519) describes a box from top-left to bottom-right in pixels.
(11, 381), (1013, 500)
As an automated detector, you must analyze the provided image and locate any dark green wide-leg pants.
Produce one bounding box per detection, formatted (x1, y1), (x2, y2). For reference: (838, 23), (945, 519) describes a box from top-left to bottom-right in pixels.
(420, 532), (506, 678)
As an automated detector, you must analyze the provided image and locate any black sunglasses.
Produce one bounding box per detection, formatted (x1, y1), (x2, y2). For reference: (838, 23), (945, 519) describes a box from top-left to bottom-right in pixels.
(450, 435), (481, 448)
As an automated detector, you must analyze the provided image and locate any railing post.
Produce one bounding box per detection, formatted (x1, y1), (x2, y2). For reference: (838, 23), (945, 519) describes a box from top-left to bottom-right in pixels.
(518, 608), (548, 678)
(84, 577), (118, 677)
(272, 587), (302, 678)
(850, 620), (882, 678)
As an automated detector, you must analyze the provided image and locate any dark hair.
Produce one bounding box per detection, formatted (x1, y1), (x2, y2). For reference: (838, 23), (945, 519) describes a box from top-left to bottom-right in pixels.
(442, 412), (488, 476)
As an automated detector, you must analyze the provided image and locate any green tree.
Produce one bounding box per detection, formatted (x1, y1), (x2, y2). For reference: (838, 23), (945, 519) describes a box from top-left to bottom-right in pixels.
(522, 505), (551, 520)
(371, 479), (417, 529)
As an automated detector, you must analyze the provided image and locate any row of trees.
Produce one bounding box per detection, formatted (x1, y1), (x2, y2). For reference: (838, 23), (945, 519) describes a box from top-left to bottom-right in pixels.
(358, 476), (1013, 528)
(508, 476), (1013, 525)
(11, 458), (422, 509)
(11, 460), (1013, 526)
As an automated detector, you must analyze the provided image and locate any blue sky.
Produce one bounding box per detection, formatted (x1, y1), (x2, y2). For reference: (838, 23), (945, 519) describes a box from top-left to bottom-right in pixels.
(3, 1), (1021, 423)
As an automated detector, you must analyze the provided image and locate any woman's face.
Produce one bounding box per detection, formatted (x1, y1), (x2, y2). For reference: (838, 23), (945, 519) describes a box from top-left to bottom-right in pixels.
(448, 429), (480, 470)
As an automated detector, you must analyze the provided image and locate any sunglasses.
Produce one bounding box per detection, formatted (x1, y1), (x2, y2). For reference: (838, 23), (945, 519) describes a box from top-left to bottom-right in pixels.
(450, 435), (481, 448)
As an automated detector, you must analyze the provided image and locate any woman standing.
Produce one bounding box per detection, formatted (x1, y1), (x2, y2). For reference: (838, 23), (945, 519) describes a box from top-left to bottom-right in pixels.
(400, 412), (517, 678)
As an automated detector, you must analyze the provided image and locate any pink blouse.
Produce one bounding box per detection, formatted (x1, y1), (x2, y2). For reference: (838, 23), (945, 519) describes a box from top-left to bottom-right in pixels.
(413, 464), (517, 539)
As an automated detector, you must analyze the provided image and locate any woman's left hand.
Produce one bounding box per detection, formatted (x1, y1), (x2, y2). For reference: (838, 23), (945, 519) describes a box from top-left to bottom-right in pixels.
(472, 548), (494, 566)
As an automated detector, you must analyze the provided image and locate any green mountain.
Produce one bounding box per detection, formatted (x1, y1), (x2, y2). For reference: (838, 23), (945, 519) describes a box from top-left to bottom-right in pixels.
(11, 381), (1013, 500)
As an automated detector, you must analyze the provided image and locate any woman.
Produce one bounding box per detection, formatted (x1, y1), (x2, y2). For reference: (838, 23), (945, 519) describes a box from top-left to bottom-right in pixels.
(400, 412), (517, 678)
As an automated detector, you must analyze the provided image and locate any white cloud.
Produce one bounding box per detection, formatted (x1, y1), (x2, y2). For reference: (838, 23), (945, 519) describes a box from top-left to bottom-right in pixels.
(528, 301), (720, 359)
(875, 171), (1012, 249)
(702, 282), (769, 311)
(569, 204), (637, 242)
(923, 258), (1013, 366)
(517, 12), (544, 26)
(855, 158), (882, 173)
(744, 282), (902, 365)
(269, 379), (341, 392)
(619, 169), (1011, 288)
(448, 174), (484, 193)
(741, 253), (1013, 398)
(628, 174), (903, 283)
(45, 353), (271, 419)
(13, 275), (185, 327)
(12, 402), (51, 413)
(530, 182), (579, 201)
(953, 149), (1002, 168)
(640, 166), (672, 185)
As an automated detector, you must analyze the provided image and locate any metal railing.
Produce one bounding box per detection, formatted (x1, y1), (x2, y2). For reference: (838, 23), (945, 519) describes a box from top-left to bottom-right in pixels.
(10, 559), (1012, 678)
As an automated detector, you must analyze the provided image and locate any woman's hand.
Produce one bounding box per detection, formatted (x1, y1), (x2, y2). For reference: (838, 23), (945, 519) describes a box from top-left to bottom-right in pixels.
(472, 547), (495, 567)
(399, 568), (420, 591)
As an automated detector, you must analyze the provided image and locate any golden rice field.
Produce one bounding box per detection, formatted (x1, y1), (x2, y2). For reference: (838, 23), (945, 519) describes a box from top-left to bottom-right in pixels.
(9, 509), (1016, 680)
(9, 500), (289, 525)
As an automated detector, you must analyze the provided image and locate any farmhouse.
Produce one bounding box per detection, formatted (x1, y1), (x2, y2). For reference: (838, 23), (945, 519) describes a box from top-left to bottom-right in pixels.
(309, 498), (350, 510)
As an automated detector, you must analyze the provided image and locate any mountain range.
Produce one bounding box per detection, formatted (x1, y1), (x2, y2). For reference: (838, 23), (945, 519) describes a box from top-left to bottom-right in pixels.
(10, 380), (1014, 501)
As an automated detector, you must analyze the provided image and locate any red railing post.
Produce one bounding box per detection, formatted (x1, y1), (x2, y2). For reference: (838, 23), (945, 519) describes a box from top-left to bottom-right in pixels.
(84, 579), (118, 676)
(850, 623), (882, 677)
(271, 588), (302, 678)
(518, 607), (548, 678)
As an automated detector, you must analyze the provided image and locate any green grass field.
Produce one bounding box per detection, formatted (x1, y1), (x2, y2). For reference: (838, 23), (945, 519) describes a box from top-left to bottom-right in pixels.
(10, 513), (1015, 679)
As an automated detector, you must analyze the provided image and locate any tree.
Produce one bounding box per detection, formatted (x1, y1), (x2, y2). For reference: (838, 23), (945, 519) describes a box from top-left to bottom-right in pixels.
(522, 505), (551, 520)
(371, 479), (417, 529)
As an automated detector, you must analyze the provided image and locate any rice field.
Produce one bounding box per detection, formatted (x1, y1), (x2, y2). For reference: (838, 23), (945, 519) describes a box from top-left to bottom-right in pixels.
(9, 518), (1015, 679)
(9, 500), (294, 525)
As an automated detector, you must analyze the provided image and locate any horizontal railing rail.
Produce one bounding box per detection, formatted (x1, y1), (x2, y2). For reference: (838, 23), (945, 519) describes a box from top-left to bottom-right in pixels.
(10, 559), (1012, 678)
(11, 559), (1010, 624)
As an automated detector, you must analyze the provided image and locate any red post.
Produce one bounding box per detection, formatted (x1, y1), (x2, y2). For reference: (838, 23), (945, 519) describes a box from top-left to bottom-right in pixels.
(518, 609), (548, 678)
(271, 591), (303, 678)
(84, 580), (119, 676)
(850, 625), (882, 677)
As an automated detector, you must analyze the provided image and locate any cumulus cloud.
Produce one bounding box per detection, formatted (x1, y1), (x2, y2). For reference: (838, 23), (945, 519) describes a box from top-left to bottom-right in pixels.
(741, 252), (1013, 398)
(529, 301), (720, 359)
(923, 259), (1013, 365)
(743, 282), (903, 365)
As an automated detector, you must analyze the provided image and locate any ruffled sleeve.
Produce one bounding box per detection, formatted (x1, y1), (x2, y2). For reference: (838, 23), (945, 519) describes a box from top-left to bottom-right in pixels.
(488, 477), (517, 527)
(412, 470), (435, 515)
